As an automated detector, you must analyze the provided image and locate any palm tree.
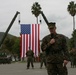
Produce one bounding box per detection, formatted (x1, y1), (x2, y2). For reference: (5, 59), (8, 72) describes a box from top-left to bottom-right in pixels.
(67, 1), (76, 31)
(31, 2), (41, 24)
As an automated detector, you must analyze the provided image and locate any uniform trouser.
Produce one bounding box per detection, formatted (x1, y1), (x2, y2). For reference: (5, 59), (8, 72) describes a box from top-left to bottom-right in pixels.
(40, 59), (46, 67)
(27, 57), (34, 68)
(70, 58), (74, 67)
(46, 63), (68, 75)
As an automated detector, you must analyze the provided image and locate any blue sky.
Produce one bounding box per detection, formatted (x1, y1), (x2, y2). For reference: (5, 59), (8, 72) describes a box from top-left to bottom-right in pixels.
(0, 0), (76, 40)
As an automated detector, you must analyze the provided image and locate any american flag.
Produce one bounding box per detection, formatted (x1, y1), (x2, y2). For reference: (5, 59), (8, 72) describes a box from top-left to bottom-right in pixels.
(20, 24), (40, 58)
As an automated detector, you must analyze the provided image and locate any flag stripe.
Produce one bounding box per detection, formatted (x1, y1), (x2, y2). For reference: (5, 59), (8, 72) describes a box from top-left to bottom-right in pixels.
(38, 24), (40, 54)
(32, 24), (34, 52)
(35, 24), (36, 56)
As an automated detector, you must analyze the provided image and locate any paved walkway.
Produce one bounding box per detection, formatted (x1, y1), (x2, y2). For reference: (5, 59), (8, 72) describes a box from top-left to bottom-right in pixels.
(0, 62), (76, 75)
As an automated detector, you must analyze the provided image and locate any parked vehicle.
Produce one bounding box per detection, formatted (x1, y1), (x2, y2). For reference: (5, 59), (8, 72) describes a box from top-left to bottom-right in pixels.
(0, 51), (12, 64)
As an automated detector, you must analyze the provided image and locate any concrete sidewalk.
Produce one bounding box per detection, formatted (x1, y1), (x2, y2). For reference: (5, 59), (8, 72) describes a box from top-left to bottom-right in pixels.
(0, 62), (76, 75)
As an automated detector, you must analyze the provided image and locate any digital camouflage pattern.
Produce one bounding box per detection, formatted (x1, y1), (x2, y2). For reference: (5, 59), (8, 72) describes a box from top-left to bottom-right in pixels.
(41, 33), (69, 75)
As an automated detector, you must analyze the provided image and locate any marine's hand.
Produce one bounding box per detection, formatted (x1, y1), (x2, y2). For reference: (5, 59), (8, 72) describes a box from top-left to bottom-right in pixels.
(63, 60), (69, 66)
(50, 38), (55, 44)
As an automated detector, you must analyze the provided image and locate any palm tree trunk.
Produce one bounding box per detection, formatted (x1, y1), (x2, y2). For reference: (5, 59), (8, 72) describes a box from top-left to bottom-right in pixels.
(73, 16), (76, 48)
(37, 17), (38, 24)
(73, 16), (75, 31)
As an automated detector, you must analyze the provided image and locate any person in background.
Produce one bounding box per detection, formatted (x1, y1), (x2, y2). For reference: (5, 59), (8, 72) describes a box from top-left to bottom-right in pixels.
(39, 51), (46, 69)
(70, 48), (76, 68)
(26, 47), (34, 69)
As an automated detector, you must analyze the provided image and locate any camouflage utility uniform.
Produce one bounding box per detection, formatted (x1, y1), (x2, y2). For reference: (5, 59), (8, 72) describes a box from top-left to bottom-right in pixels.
(70, 49), (76, 68)
(26, 49), (34, 69)
(39, 51), (46, 68)
(41, 33), (69, 75)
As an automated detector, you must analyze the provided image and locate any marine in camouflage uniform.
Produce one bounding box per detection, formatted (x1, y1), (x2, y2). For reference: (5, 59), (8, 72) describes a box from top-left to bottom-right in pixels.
(39, 51), (46, 69)
(26, 47), (34, 69)
(70, 48), (76, 68)
(41, 22), (69, 75)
